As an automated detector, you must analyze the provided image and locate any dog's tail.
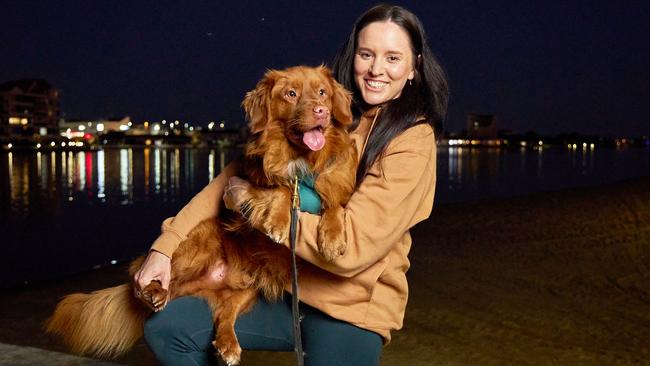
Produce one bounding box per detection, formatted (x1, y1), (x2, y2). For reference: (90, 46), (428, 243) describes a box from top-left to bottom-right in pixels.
(45, 283), (151, 359)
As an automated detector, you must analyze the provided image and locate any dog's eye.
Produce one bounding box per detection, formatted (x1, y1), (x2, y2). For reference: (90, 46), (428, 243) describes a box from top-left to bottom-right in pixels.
(287, 90), (297, 98)
(319, 89), (326, 96)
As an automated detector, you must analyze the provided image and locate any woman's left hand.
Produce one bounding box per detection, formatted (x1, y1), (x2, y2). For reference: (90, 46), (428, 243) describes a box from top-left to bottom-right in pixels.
(223, 176), (252, 213)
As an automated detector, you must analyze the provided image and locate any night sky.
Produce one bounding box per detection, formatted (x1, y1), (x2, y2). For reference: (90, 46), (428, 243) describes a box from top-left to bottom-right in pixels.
(2, 1), (648, 137)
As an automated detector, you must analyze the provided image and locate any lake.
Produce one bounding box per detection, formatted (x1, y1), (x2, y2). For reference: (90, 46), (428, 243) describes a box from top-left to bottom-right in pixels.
(1, 146), (648, 287)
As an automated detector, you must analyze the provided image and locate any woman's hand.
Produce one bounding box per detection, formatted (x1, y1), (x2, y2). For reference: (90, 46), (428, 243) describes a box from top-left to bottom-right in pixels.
(223, 176), (252, 213)
(133, 250), (171, 296)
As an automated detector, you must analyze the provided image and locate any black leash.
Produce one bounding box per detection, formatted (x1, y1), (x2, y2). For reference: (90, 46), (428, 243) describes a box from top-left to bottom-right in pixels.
(290, 176), (305, 366)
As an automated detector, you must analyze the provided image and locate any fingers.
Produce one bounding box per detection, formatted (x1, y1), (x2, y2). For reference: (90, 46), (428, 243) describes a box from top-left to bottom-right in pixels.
(132, 251), (171, 303)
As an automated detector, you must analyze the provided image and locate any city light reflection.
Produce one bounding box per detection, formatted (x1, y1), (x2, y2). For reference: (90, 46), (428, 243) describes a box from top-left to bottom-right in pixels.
(66, 151), (74, 196)
(144, 148), (150, 197)
(119, 148), (133, 203)
(78, 151), (86, 191)
(209, 149), (215, 181)
(154, 148), (161, 194)
(85, 151), (93, 195)
(50, 151), (56, 190)
(7, 152), (14, 203)
(97, 150), (105, 199)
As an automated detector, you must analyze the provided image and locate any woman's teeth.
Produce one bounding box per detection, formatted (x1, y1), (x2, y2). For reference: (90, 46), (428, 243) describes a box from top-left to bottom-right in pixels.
(366, 80), (388, 89)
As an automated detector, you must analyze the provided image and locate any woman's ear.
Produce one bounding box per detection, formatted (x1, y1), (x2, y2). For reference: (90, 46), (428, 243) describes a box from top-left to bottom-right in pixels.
(242, 70), (277, 134)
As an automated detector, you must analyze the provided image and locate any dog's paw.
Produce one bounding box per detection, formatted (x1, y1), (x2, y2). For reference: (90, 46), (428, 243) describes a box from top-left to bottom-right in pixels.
(263, 212), (290, 244)
(141, 281), (169, 312)
(318, 234), (347, 261)
(213, 337), (242, 366)
(317, 209), (347, 261)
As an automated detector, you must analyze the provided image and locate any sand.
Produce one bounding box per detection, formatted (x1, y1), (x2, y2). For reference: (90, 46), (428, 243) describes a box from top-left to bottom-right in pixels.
(1, 176), (649, 365)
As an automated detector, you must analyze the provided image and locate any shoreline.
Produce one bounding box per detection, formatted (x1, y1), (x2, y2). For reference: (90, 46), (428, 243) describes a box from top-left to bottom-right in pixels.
(1, 176), (649, 365)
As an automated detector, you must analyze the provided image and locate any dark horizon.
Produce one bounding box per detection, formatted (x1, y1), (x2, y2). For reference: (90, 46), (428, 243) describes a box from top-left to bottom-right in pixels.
(2, 1), (648, 137)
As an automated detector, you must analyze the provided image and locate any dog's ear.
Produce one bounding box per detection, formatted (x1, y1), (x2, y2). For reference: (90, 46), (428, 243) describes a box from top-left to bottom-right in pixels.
(331, 79), (353, 126)
(320, 66), (353, 126)
(242, 70), (277, 134)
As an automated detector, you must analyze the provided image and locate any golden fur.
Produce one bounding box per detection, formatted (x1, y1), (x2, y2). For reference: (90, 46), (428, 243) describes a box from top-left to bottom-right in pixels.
(45, 65), (357, 365)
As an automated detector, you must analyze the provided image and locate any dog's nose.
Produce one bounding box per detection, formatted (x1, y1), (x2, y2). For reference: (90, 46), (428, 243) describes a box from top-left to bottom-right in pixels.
(313, 105), (329, 118)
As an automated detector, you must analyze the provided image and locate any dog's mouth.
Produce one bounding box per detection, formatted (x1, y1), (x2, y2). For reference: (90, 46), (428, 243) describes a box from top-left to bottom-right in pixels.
(302, 126), (325, 151)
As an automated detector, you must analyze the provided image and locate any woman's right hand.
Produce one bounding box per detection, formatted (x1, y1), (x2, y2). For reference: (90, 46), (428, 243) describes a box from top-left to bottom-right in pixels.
(133, 250), (171, 298)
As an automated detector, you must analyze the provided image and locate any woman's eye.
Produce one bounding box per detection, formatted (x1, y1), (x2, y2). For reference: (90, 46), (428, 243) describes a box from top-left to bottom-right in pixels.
(287, 90), (297, 98)
(359, 52), (372, 60)
(388, 56), (401, 62)
(319, 89), (326, 96)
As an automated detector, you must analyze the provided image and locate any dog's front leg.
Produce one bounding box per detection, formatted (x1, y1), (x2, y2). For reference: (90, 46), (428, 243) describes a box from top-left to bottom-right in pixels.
(243, 187), (292, 243)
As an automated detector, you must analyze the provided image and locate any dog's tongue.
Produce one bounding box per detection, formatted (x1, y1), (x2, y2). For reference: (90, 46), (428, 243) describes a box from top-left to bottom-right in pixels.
(303, 127), (325, 151)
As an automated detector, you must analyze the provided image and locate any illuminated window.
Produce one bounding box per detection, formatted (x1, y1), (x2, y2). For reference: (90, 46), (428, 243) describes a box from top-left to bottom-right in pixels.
(9, 117), (21, 125)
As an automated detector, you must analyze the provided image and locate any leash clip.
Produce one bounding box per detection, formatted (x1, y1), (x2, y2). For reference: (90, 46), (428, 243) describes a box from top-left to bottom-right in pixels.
(291, 175), (299, 210)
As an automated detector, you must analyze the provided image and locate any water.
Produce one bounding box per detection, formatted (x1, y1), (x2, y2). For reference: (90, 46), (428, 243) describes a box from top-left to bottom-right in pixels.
(436, 146), (650, 203)
(1, 146), (648, 287)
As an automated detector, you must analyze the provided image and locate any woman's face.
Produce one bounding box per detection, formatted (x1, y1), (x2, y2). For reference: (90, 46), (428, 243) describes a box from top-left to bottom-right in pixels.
(354, 21), (415, 106)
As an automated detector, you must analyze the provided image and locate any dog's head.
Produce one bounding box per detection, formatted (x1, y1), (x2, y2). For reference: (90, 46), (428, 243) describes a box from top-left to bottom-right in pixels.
(242, 65), (352, 152)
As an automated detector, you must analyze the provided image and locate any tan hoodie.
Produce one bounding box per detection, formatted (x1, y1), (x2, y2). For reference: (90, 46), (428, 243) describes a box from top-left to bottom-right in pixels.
(151, 107), (437, 342)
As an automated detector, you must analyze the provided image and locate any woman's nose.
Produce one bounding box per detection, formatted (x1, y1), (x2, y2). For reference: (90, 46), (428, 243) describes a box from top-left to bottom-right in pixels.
(369, 59), (384, 76)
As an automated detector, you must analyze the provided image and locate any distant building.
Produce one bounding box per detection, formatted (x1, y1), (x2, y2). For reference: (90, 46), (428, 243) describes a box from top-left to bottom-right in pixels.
(0, 79), (61, 137)
(60, 116), (132, 136)
(467, 113), (497, 139)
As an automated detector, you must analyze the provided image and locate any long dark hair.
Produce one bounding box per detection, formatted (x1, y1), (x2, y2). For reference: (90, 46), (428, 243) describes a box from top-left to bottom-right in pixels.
(331, 4), (448, 185)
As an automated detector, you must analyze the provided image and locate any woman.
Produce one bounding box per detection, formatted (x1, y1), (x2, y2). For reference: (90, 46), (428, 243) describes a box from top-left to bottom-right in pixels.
(135, 4), (448, 365)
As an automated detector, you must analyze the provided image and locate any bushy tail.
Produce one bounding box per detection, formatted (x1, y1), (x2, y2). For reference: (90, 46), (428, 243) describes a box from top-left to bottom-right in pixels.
(45, 283), (151, 359)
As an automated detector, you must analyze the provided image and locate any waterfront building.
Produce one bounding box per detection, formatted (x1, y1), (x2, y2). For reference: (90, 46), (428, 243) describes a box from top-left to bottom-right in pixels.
(59, 116), (132, 137)
(467, 113), (497, 139)
(0, 79), (61, 137)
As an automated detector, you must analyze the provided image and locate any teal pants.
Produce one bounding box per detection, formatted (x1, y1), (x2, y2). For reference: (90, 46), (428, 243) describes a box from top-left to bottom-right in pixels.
(144, 295), (383, 366)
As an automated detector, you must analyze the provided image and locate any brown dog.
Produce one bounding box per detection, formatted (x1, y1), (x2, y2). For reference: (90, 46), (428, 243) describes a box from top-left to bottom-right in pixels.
(45, 65), (357, 365)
